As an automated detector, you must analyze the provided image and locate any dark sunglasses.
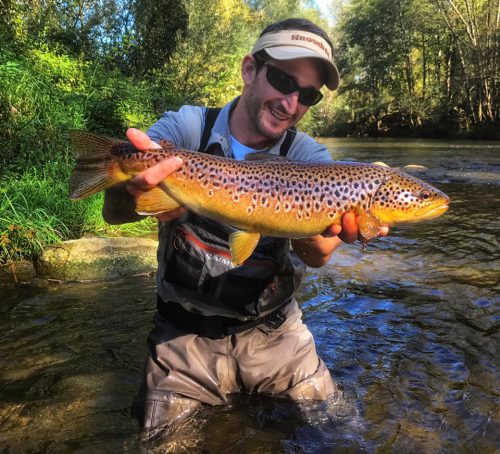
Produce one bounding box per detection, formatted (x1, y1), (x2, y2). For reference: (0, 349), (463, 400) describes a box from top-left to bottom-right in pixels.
(263, 62), (323, 106)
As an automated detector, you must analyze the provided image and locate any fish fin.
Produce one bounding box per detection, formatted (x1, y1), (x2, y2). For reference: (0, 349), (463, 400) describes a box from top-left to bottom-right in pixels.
(402, 164), (428, 172)
(68, 131), (129, 199)
(358, 211), (382, 241)
(159, 139), (178, 151)
(71, 131), (125, 159)
(135, 186), (180, 215)
(228, 231), (261, 265)
(371, 161), (390, 167)
(243, 152), (287, 162)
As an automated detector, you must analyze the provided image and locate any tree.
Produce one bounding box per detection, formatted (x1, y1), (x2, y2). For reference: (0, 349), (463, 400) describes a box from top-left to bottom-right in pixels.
(152, 0), (254, 109)
(328, 0), (499, 137)
(132, 0), (188, 74)
(435, 0), (499, 128)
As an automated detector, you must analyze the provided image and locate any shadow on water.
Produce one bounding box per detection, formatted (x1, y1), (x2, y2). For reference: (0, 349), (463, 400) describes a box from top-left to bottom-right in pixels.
(1, 139), (499, 452)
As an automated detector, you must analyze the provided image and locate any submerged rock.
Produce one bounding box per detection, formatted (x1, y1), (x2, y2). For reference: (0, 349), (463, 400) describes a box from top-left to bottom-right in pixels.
(35, 237), (158, 282)
(0, 260), (36, 287)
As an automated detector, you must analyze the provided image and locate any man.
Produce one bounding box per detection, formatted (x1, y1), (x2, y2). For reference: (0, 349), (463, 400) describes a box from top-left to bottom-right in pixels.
(103, 18), (388, 440)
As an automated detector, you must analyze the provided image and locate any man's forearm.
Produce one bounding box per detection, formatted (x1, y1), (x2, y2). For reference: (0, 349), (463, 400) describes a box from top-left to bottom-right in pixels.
(102, 184), (146, 225)
(291, 235), (342, 268)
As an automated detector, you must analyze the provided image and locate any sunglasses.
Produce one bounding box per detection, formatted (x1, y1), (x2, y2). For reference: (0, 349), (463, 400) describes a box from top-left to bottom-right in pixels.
(263, 62), (323, 106)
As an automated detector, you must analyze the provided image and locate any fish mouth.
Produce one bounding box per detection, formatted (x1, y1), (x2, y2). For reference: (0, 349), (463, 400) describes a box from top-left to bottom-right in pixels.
(415, 203), (449, 220)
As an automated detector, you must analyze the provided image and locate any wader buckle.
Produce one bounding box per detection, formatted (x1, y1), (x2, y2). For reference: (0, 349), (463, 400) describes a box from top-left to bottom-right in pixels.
(263, 309), (287, 329)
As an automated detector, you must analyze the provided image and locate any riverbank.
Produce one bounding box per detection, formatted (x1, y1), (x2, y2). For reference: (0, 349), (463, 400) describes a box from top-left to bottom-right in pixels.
(0, 236), (158, 288)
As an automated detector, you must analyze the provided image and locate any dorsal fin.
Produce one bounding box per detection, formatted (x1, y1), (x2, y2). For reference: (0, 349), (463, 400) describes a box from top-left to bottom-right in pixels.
(159, 139), (178, 151)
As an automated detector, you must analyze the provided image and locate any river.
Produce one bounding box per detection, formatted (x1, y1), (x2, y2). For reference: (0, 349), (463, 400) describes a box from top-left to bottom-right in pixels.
(0, 138), (499, 453)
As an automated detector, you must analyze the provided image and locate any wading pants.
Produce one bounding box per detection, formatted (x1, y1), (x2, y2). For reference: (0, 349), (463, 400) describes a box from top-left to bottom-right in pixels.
(132, 300), (337, 439)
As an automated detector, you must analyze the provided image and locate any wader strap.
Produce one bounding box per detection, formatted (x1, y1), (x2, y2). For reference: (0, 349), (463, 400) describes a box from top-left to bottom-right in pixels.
(199, 107), (222, 152)
(279, 128), (297, 157)
(157, 296), (288, 339)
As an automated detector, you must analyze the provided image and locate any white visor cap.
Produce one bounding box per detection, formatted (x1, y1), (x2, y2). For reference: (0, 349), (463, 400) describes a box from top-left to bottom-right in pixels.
(251, 30), (339, 90)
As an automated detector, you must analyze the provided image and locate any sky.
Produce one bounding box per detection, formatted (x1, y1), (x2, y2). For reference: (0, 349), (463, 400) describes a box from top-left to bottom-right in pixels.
(313, 0), (337, 25)
(315, 0), (330, 14)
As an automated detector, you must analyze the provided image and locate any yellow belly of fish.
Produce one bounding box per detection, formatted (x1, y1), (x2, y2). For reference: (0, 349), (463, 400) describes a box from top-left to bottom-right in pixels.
(165, 178), (341, 238)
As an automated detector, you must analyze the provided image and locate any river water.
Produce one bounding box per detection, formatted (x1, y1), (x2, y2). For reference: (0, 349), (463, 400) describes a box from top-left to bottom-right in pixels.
(1, 139), (499, 453)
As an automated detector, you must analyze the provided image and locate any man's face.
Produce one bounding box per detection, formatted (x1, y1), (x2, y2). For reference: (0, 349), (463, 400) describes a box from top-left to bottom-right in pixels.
(243, 56), (324, 142)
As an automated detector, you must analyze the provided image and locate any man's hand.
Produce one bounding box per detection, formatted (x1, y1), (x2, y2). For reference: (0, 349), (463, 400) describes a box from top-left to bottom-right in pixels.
(125, 128), (187, 222)
(291, 212), (389, 268)
(323, 211), (389, 244)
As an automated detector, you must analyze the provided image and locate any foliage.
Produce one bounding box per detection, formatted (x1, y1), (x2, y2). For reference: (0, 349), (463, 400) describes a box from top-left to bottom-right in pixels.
(324, 0), (500, 138)
(150, 0), (254, 109)
(0, 46), (156, 173)
(132, 0), (188, 74)
(0, 35), (159, 264)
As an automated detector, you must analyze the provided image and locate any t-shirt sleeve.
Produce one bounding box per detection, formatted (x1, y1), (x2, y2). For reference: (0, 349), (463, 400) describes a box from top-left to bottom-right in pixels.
(146, 105), (206, 150)
(287, 132), (332, 163)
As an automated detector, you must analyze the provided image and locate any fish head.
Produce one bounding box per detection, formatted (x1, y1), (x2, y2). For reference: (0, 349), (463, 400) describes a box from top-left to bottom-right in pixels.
(369, 170), (450, 225)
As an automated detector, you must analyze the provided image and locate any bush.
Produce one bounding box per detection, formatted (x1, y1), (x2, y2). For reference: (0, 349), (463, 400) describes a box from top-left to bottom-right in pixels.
(0, 46), (158, 264)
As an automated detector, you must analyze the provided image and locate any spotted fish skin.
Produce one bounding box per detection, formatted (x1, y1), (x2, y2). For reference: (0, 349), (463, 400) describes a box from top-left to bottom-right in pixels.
(163, 155), (385, 237)
(69, 131), (449, 262)
(110, 139), (448, 237)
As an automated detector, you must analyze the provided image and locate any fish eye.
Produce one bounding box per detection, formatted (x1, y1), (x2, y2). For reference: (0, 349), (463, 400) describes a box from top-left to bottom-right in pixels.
(419, 190), (431, 200)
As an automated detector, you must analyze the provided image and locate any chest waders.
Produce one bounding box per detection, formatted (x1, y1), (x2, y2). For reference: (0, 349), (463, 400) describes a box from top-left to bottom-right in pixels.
(157, 108), (306, 338)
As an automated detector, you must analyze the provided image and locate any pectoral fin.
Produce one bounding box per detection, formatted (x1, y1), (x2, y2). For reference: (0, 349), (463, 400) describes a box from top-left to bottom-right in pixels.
(358, 211), (383, 241)
(228, 231), (261, 265)
(135, 186), (180, 215)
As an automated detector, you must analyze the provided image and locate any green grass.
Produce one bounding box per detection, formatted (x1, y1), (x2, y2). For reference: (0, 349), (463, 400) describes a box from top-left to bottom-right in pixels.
(0, 159), (157, 265)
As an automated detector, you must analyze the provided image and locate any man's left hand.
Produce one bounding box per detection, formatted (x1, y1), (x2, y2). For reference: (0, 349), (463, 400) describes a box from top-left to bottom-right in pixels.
(292, 212), (389, 268)
(323, 211), (389, 244)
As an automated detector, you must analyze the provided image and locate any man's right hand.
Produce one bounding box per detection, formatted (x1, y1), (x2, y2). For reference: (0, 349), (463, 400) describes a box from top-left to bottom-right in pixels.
(125, 128), (187, 222)
(102, 129), (186, 224)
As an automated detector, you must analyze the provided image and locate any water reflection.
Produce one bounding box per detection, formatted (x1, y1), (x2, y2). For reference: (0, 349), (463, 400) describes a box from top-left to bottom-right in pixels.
(1, 139), (499, 452)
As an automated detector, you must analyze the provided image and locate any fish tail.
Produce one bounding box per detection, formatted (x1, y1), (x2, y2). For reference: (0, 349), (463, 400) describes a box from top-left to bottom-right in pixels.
(68, 131), (129, 199)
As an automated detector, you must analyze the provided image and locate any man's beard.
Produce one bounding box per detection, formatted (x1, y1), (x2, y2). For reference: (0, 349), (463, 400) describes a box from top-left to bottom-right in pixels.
(246, 91), (289, 141)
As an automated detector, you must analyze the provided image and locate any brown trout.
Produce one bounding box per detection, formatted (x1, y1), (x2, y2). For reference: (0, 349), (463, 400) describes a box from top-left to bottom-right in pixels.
(69, 131), (449, 265)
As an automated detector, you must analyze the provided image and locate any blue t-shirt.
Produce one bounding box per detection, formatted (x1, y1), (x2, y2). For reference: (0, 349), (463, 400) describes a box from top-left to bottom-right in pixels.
(230, 135), (262, 160)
